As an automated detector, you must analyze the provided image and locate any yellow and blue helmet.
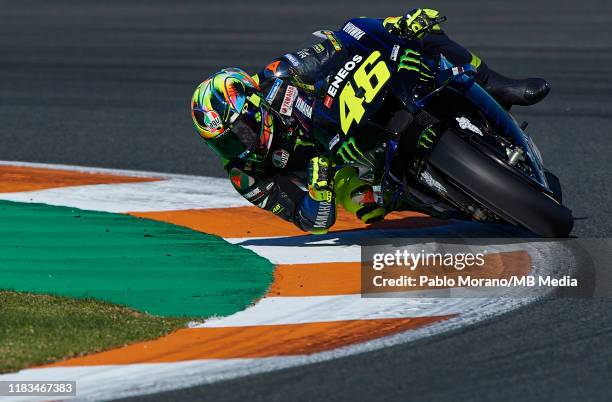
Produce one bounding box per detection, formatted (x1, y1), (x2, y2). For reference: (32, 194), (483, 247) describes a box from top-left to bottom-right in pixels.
(191, 68), (274, 162)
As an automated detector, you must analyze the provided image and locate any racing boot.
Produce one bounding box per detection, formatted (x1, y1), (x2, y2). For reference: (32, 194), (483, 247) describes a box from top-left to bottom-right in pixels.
(334, 166), (386, 224)
(478, 69), (551, 109)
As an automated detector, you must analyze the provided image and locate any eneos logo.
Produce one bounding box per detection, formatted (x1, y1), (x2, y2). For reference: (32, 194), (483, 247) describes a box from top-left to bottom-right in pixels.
(323, 54), (364, 108)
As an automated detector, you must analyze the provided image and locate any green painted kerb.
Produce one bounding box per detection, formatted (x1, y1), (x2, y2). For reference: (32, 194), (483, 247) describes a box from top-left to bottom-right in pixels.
(0, 201), (274, 317)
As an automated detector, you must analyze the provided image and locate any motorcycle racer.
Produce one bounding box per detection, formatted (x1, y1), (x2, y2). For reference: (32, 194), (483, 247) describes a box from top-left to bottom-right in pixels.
(190, 9), (551, 234)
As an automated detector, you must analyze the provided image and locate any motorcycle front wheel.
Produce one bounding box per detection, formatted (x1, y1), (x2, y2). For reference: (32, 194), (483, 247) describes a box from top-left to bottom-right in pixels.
(427, 130), (574, 237)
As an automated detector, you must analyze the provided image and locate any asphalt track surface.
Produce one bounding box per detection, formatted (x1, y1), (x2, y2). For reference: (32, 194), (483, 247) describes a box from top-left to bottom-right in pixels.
(1, 0), (611, 401)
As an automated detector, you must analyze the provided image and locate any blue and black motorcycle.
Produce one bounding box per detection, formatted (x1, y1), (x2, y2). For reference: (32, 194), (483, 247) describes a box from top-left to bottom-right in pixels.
(298, 17), (573, 237)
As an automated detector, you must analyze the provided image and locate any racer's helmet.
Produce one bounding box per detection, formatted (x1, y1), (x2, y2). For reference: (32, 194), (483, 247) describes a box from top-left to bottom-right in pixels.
(191, 68), (274, 162)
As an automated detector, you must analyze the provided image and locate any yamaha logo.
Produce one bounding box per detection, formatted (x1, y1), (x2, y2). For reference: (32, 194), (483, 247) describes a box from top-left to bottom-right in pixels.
(280, 86), (298, 116)
(343, 22), (366, 40)
(294, 97), (313, 118)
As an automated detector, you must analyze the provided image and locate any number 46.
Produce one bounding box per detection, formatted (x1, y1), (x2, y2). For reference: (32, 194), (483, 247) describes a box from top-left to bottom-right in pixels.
(339, 51), (391, 134)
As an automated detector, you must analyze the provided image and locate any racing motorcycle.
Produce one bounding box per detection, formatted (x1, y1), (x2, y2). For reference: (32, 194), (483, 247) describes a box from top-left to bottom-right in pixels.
(293, 17), (573, 237)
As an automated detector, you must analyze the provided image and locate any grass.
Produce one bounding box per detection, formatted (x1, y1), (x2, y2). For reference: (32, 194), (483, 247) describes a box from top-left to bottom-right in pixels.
(0, 291), (191, 374)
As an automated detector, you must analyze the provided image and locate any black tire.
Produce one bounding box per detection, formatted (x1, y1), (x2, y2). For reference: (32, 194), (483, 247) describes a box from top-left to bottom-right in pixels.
(427, 131), (574, 237)
(545, 170), (563, 203)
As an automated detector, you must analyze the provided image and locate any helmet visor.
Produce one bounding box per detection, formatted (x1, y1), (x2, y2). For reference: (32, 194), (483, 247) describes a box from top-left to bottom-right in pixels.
(207, 112), (261, 160)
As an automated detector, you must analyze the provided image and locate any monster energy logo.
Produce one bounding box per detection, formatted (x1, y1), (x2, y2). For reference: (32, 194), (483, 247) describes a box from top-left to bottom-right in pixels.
(336, 137), (374, 166)
(397, 49), (433, 81)
(417, 127), (438, 149)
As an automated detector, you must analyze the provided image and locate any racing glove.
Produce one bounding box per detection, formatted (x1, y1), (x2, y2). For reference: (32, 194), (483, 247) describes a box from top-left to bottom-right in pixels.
(384, 8), (443, 39)
(295, 156), (336, 234)
(308, 156), (333, 203)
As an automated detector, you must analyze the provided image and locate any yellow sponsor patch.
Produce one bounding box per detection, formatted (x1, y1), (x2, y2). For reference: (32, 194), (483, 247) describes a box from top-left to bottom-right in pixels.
(272, 204), (284, 215)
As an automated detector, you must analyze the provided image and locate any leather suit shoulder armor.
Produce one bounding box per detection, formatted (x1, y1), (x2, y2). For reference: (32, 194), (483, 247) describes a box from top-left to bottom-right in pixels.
(256, 36), (341, 96)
